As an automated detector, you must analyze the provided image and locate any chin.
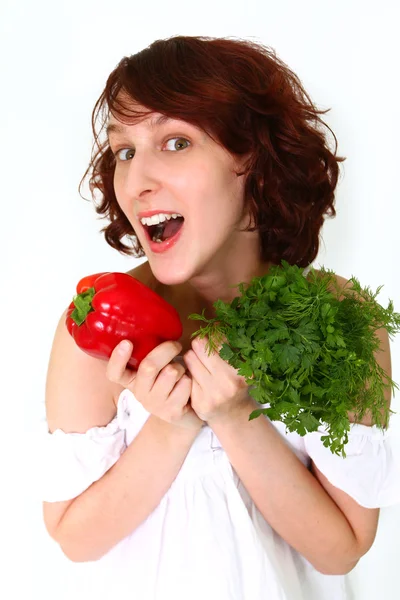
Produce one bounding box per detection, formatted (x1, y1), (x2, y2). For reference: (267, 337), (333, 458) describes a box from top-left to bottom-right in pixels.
(149, 261), (193, 287)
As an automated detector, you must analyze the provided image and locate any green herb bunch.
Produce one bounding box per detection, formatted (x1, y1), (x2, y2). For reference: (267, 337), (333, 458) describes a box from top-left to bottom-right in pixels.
(188, 260), (400, 457)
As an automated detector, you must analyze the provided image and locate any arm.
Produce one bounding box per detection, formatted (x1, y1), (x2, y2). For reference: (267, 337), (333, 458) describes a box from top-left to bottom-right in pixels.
(183, 272), (391, 575)
(209, 405), (378, 576)
(43, 309), (198, 563)
(207, 280), (392, 576)
(51, 416), (198, 563)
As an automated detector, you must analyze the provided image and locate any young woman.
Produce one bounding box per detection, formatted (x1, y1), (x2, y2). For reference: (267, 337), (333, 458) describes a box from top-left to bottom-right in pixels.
(41, 35), (399, 600)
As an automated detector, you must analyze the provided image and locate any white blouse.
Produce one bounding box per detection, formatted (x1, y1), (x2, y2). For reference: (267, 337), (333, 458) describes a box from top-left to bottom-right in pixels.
(38, 386), (400, 600)
(39, 264), (400, 599)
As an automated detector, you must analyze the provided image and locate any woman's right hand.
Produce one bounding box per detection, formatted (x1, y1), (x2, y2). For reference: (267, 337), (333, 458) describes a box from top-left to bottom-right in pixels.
(106, 339), (205, 432)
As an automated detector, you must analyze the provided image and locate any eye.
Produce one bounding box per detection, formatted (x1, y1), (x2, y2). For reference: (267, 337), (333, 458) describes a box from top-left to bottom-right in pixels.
(164, 137), (191, 151)
(113, 137), (190, 162)
(115, 148), (135, 161)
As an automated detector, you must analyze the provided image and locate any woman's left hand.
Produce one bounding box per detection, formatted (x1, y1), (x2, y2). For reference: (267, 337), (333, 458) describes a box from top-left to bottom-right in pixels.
(182, 335), (256, 425)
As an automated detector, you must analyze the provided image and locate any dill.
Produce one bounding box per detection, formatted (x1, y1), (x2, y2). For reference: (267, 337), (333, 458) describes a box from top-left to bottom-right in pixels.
(189, 260), (400, 456)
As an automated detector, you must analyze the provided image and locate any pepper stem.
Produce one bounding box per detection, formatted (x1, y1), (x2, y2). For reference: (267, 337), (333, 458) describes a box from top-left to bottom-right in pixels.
(70, 287), (96, 326)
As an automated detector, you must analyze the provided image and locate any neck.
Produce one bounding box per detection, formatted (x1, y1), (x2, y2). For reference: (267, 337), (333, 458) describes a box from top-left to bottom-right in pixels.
(184, 230), (274, 317)
(146, 232), (275, 348)
(186, 259), (274, 318)
(158, 242), (274, 321)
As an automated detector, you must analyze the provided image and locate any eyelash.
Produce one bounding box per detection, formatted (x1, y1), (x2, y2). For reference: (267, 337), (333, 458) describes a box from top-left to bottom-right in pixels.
(113, 136), (191, 162)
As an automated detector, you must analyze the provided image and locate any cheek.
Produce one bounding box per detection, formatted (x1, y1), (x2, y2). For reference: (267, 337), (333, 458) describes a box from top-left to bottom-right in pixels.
(113, 170), (125, 205)
(112, 170), (136, 222)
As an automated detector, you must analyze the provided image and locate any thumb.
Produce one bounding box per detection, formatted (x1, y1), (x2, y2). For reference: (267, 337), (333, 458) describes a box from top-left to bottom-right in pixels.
(106, 340), (137, 386)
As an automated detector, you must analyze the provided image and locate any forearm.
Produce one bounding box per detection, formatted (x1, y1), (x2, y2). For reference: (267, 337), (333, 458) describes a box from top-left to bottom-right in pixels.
(209, 402), (360, 575)
(55, 416), (199, 562)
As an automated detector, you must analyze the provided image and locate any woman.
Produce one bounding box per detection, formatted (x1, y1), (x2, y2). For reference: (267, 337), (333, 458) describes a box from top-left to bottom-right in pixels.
(41, 35), (399, 599)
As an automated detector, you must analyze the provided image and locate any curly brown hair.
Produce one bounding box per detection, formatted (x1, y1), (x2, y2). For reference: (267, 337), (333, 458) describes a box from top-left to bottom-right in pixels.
(80, 35), (345, 267)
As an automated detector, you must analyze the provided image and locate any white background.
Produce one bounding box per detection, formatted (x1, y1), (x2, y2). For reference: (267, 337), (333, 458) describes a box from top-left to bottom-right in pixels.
(1, 0), (399, 598)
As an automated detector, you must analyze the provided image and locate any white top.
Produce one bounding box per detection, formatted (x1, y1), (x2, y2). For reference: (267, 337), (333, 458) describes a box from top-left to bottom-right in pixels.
(39, 267), (400, 600)
(39, 391), (400, 599)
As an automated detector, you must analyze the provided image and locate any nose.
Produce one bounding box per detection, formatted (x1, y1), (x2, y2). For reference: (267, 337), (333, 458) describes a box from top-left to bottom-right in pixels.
(119, 149), (161, 202)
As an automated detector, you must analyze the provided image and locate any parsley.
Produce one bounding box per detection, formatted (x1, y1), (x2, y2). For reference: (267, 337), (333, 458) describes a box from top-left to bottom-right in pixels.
(188, 260), (400, 457)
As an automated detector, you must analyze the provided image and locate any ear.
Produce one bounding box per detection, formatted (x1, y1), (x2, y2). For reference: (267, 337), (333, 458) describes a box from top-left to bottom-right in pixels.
(233, 151), (253, 176)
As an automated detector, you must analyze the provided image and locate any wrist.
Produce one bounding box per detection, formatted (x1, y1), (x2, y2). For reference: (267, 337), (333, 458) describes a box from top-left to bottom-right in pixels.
(150, 415), (202, 443)
(207, 397), (258, 429)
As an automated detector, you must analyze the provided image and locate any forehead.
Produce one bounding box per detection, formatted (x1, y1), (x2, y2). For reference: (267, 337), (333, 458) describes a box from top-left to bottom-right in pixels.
(106, 113), (198, 138)
(107, 113), (172, 130)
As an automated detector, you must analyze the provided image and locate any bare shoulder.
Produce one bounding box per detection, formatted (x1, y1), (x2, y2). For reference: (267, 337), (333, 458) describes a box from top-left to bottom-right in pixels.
(308, 267), (392, 426)
(45, 306), (125, 433)
(305, 266), (348, 293)
(305, 267), (365, 304)
(307, 266), (383, 305)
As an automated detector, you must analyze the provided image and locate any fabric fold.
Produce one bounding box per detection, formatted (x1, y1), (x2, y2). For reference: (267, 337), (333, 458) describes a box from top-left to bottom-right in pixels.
(38, 413), (127, 503)
(304, 422), (400, 508)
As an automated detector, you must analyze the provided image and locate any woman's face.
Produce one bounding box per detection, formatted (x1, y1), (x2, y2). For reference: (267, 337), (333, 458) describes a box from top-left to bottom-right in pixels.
(108, 107), (252, 286)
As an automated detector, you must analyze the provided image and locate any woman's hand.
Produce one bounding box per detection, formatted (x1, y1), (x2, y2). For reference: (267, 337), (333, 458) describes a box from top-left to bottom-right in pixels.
(183, 336), (256, 425)
(106, 340), (205, 432)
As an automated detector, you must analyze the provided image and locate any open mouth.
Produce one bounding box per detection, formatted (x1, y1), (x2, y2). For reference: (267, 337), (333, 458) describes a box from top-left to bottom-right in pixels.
(144, 216), (185, 244)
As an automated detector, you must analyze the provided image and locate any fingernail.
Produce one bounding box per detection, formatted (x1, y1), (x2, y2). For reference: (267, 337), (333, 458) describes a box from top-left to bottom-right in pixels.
(118, 340), (131, 352)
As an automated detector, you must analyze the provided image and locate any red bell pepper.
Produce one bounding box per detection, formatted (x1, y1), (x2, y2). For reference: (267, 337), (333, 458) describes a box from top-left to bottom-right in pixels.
(66, 272), (183, 369)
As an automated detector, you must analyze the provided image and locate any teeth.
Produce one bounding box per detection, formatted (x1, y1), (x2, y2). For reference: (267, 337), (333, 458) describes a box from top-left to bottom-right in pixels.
(140, 212), (183, 226)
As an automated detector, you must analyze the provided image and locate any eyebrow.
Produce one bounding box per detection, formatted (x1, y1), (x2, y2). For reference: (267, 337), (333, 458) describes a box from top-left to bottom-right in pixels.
(106, 115), (175, 138)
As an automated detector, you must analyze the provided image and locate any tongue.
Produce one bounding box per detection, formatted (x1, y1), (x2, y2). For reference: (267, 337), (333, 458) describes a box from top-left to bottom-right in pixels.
(162, 217), (184, 241)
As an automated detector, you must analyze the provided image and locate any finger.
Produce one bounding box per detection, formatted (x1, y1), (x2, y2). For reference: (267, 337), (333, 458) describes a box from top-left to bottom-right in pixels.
(166, 373), (192, 411)
(191, 335), (235, 376)
(188, 337), (212, 375)
(183, 348), (211, 389)
(152, 362), (186, 398)
(106, 340), (137, 387)
(135, 340), (183, 397)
